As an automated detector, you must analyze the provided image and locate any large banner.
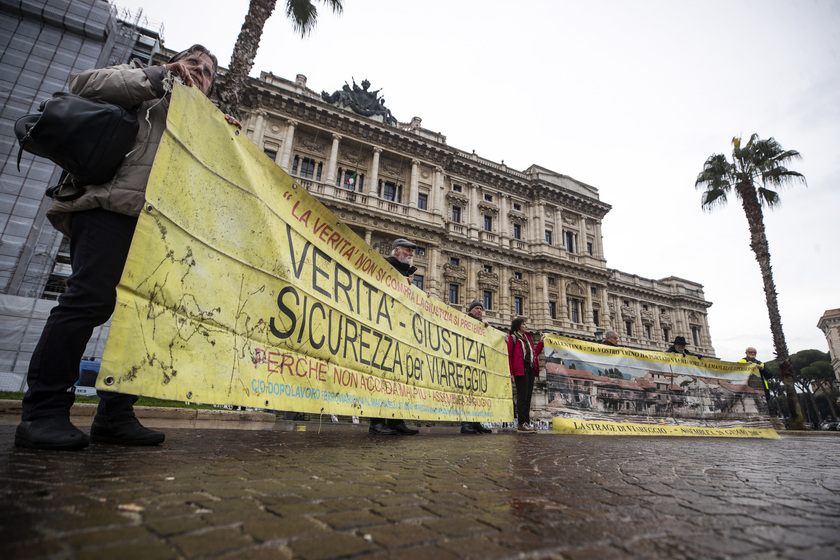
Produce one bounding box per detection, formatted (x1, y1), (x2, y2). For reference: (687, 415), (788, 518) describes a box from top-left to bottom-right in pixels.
(98, 85), (512, 422)
(543, 335), (769, 421)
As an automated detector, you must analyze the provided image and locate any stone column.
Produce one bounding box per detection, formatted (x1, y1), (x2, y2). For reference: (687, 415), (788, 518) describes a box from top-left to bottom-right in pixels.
(467, 258), (477, 304)
(364, 229), (372, 246)
(599, 286), (609, 330)
(538, 202), (547, 244)
(594, 220), (605, 258)
(676, 308), (687, 339)
(408, 159), (420, 208)
(280, 119), (298, 172)
(468, 182), (480, 239)
(326, 133), (342, 185)
(559, 277), (568, 323)
(530, 203), (540, 243)
(428, 246), (440, 298)
(499, 267), (511, 322)
(635, 303), (643, 340)
(542, 274), (551, 327)
(500, 194), (510, 240)
(432, 167), (444, 216)
(250, 110), (267, 144)
(368, 147), (381, 198)
(584, 285), (594, 327)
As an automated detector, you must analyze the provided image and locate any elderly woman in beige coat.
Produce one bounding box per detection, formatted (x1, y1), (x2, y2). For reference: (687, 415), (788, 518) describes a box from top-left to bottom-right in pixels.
(16, 45), (227, 450)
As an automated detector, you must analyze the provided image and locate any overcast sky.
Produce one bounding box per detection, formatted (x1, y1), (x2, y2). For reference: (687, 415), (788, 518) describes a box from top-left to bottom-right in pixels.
(113, 0), (839, 362)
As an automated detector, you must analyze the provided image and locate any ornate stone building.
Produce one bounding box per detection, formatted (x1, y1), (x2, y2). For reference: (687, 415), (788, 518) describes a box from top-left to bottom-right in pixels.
(229, 70), (716, 357)
(817, 308), (840, 383)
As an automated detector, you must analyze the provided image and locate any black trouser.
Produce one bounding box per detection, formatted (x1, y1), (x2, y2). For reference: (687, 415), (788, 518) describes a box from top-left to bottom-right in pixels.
(513, 364), (535, 425)
(22, 208), (139, 422)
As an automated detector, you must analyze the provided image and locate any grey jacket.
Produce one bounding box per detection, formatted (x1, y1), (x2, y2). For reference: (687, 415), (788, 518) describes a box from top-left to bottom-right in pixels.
(46, 61), (171, 236)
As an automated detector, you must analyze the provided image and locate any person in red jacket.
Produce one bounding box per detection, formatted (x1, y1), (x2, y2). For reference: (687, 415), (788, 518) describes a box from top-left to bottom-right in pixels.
(506, 317), (545, 432)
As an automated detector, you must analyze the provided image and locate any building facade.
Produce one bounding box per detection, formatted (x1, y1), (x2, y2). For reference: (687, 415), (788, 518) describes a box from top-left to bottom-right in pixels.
(231, 70), (715, 357)
(817, 308), (840, 384)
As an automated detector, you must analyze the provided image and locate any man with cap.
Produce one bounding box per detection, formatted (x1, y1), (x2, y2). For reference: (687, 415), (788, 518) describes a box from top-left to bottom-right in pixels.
(739, 347), (775, 413)
(368, 238), (421, 436)
(386, 238), (418, 281)
(666, 336), (701, 358)
(461, 300), (493, 434)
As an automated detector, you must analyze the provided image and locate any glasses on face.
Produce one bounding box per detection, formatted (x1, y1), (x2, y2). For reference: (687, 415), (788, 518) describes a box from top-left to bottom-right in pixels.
(183, 55), (214, 80)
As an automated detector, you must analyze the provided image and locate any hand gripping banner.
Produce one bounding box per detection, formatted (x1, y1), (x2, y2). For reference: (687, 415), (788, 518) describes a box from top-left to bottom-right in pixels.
(98, 85), (512, 422)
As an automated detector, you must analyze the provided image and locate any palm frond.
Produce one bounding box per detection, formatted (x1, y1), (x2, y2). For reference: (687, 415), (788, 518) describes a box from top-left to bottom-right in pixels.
(757, 187), (781, 208)
(695, 154), (733, 211)
(761, 166), (806, 188)
(324, 0), (344, 15)
(286, 0), (343, 37)
(700, 187), (729, 210)
(287, 0), (319, 37)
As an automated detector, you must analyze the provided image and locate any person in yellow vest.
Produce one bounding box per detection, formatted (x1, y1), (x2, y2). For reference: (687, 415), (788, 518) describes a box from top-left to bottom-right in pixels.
(738, 347), (774, 413)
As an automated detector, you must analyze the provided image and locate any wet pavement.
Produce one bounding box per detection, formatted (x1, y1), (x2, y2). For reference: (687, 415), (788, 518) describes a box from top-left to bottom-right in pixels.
(1, 420), (839, 560)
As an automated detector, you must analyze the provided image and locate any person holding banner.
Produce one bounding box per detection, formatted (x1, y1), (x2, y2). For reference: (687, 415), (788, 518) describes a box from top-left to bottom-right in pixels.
(666, 336), (701, 358)
(739, 347), (774, 412)
(603, 330), (621, 347)
(461, 301), (493, 434)
(368, 238), (421, 436)
(15, 45), (234, 451)
(507, 317), (545, 433)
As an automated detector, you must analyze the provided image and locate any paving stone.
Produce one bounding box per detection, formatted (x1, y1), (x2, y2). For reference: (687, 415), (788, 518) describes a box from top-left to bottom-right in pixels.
(75, 540), (176, 560)
(288, 532), (378, 560)
(169, 526), (254, 557)
(244, 515), (324, 541)
(372, 505), (437, 522)
(363, 521), (440, 548)
(314, 510), (387, 530)
(144, 515), (209, 537)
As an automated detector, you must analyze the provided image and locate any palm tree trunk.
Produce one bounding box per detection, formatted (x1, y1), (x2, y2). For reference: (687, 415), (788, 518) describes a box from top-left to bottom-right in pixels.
(806, 389), (823, 424)
(739, 187), (806, 429)
(217, 0), (278, 119)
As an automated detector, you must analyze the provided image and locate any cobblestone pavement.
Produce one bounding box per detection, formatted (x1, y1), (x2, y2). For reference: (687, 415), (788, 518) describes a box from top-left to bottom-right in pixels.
(1, 425), (838, 560)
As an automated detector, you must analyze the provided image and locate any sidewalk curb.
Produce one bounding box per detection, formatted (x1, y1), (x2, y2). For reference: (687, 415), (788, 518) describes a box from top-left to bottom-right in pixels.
(0, 399), (277, 430)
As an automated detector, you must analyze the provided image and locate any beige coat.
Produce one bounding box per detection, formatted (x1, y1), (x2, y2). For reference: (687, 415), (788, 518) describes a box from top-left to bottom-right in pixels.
(46, 62), (171, 236)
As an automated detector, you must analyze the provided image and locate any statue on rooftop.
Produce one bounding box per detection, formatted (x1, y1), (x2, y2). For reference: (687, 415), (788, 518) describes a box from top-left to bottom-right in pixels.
(321, 78), (397, 126)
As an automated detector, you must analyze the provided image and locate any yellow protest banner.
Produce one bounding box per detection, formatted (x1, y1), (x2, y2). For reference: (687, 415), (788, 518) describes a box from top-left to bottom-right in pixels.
(98, 85), (512, 422)
(543, 335), (778, 438)
(553, 419), (780, 439)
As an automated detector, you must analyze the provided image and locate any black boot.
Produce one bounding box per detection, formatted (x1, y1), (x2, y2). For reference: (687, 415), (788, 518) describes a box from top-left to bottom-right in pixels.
(369, 420), (397, 435)
(15, 416), (90, 450)
(90, 417), (165, 446)
(387, 419), (419, 435)
(460, 422), (477, 434)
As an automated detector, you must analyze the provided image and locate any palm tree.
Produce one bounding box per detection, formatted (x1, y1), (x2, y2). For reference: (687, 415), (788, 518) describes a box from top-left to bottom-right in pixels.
(217, 0), (344, 119)
(695, 133), (807, 429)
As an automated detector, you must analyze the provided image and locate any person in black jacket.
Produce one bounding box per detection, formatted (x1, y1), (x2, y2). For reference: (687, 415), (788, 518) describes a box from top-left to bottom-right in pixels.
(461, 300), (493, 434)
(369, 239), (421, 435)
(15, 45), (232, 451)
(665, 336), (701, 358)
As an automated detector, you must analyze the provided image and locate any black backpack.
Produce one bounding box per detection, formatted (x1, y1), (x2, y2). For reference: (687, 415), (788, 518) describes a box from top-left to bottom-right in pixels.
(15, 92), (139, 201)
